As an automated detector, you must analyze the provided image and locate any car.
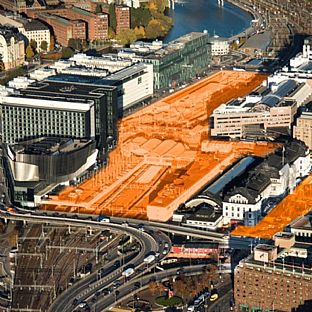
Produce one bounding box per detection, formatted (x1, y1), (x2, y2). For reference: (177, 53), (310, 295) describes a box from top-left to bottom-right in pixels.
(122, 221), (129, 227)
(134, 282), (141, 289)
(164, 242), (169, 248)
(102, 288), (110, 295)
(209, 293), (219, 301)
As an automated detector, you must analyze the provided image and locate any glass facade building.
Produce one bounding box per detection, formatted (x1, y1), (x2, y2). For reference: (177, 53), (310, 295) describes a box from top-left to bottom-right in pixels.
(0, 80), (118, 160)
(141, 32), (212, 90)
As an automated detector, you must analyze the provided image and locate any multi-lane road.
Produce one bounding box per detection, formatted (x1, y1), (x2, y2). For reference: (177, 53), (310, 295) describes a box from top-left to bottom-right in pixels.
(0, 207), (229, 311)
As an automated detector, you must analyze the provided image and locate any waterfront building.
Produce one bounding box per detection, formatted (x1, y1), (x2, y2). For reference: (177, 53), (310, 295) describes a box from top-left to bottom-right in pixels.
(0, 26), (24, 70)
(210, 79), (312, 139)
(115, 5), (130, 34)
(4, 137), (98, 207)
(0, 81), (118, 159)
(234, 234), (312, 312)
(210, 35), (229, 56)
(8, 77), (35, 89)
(138, 32), (212, 90)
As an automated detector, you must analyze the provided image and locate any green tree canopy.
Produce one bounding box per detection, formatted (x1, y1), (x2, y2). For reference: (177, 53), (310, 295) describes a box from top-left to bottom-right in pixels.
(116, 29), (137, 45)
(40, 40), (48, 51)
(61, 47), (74, 59)
(131, 7), (152, 28)
(109, 3), (117, 32)
(26, 45), (34, 59)
(30, 39), (37, 52)
(68, 38), (83, 51)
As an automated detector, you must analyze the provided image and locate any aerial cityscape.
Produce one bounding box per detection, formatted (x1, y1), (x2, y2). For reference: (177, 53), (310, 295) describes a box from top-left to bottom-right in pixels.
(0, 0), (311, 311)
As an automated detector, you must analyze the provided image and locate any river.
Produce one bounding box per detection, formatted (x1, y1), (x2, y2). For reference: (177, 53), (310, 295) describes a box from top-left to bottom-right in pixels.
(164, 0), (252, 42)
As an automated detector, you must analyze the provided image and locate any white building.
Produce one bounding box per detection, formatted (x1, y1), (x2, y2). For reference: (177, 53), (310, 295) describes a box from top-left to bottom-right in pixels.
(222, 141), (310, 226)
(104, 63), (153, 111)
(29, 68), (56, 81)
(21, 20), (51, 52)
(70, 53), (133, 73)
(0, 27), (24, 70)
(210, 35), (229, 56)
(8, 76), (35, 89)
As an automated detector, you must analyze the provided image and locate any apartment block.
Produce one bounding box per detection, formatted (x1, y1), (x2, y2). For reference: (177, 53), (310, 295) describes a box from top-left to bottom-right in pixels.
(115, 5), (130, 34)
(22, 20), (51, 52)
(0, 26), (24, 70)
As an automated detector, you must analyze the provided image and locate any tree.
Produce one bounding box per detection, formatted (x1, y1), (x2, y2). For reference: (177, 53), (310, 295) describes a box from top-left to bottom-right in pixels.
(50, 36), (55, 51)
(61, 47), (74, 59)
(68, 38), (83, 51)
(131, 7), (152, 28)
(26, 45), (34, 59)
(116, 29), (137, 45)
(145, 19), (163, 39)
(109, 3), (117, 32)
(148, 280), (158, 295)
(30, 39), (37, 53)
(40, 40), (48, 52)
(134, 26), (145, 39)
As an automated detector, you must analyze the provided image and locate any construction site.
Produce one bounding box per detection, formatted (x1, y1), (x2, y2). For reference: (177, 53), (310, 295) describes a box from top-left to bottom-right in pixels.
(41, 71), (277, 221)
(232, 175), (312, 239)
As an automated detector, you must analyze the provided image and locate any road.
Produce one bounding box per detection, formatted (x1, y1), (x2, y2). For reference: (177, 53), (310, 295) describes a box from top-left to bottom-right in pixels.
(0, 207), (233, 311)
(92, 264), (207, 311)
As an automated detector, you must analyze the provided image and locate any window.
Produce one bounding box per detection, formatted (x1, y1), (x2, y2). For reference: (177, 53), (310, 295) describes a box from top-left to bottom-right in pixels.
(138, 77), (142, 84)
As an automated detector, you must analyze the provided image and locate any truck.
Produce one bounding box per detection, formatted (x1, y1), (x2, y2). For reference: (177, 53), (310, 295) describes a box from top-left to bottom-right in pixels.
(97, 215), (110, 223)
(144, 255), (155, 264)
(122, 268), (134, 278)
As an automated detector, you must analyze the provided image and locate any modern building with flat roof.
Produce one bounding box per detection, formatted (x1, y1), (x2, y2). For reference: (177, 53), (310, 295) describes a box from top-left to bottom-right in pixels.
(4, 137), (98, 207)
(46, 62), (153, 115)
(0, 80), (118, 160)
(210, 79), (311, 139)
(123, 32), (212, 91)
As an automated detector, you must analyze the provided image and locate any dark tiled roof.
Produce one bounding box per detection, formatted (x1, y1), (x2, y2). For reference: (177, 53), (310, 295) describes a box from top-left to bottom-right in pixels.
(24, 20), (49, 31)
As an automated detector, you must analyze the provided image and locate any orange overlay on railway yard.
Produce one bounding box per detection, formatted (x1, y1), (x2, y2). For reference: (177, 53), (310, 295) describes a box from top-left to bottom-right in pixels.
(232, 175), (312, 239)
(42, 71), (276, 221)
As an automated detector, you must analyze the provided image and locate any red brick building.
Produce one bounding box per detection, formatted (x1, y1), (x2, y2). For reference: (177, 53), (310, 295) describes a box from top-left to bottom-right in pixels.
(115, 5), (130, 34)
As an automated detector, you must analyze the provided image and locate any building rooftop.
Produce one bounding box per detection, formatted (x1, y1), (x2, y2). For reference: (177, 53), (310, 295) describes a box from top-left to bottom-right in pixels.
(290, 214), (312, 230)
(39, 13), (72, 26)
(186, 205), (222, 223)
(24, 19), (49, 31)
(12, 137), (93, 156)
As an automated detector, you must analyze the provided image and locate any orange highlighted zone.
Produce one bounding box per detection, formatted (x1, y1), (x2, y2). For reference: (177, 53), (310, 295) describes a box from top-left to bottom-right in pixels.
(42, 71), (275, 221)
(232, 175), (312, 239)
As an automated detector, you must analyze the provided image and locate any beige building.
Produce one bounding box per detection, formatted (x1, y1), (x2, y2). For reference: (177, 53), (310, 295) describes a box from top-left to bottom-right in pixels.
(0, 27), (25, 70)
(293, 108), (312, 150)
(21, 20), (50, 52)
(210, 79), (308, 139)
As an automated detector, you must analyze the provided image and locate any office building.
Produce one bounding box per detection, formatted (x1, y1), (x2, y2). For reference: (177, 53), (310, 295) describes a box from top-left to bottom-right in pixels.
(115, 6), (130, 34)
(138, 32), (212, 91)
(0, 26), (24, 70)
(46, 62), (153, 115)
(4, 137), (98, 207)
(210, 79), (312, 139)
(70, 53), (133, 72)
(234, 234), (312, 312)
(0, 81), (118, 159)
